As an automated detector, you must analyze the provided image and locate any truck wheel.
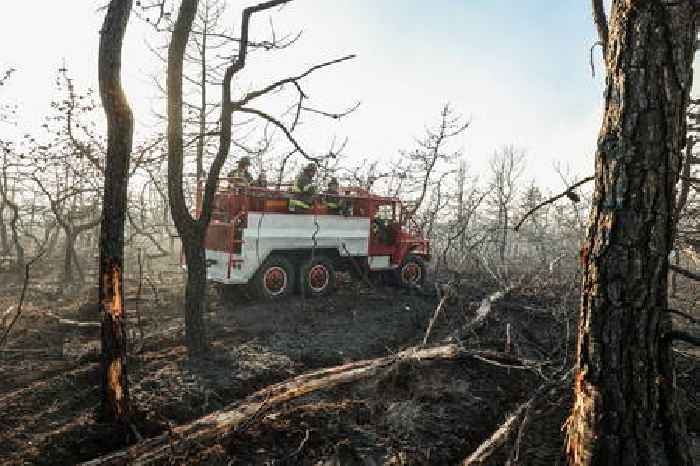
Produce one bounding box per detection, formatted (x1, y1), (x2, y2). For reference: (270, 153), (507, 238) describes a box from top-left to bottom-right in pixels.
(300, 256), (336, 297)
(254, 256), (295, 300)
(397, 254), (426, 288)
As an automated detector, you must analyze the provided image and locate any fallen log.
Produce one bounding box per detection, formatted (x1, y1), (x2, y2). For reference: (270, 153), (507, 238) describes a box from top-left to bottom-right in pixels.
(461, 368), (573, 465)
(452, 285), (514, 342)
(80, 344), (542, 465)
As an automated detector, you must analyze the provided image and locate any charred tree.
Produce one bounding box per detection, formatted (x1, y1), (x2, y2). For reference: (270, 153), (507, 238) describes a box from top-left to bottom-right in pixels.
(566, 2), (696, 465)
(167, 0), (208, 357)
(97, 0), (134, 430)
(167, 0), (296, 357)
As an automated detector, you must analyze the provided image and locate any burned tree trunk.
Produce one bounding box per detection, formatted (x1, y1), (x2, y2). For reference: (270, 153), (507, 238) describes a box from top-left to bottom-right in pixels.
(167, 0), (209, 356)
(97, 0), (134, 429)
(167, 0), (293, 357)
(566, 2), (696, 465)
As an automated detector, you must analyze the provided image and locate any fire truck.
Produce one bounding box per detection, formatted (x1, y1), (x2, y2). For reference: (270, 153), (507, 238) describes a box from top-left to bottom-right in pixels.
(197, 179), (431, 300)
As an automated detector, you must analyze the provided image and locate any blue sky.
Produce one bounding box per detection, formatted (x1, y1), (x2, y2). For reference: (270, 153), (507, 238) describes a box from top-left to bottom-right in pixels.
(3, 1), (686, 189)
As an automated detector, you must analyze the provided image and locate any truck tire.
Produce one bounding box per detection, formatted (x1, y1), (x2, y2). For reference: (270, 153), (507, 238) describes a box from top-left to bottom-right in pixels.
(300, 256), (337, 297)
(396, 254), (426, 288)
(253, 255), (295, 301)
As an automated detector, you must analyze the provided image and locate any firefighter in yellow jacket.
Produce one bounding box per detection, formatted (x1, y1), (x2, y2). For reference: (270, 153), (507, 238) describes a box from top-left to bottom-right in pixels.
(324, 177), (349, 215)
(289, 163), (317, 212)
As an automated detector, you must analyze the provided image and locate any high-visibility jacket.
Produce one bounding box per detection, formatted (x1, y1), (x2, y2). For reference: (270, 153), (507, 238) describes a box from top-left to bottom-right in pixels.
(292, 172), (316, 194)
(324, 189), (340, 209)
(289, 171), (316, 211)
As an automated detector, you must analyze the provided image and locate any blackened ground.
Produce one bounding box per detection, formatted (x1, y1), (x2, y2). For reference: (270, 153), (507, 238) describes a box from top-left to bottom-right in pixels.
(0, 270), (697, 465)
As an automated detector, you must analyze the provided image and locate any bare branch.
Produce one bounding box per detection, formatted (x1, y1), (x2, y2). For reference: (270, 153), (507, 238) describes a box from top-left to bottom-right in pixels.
(230, 54), (356, 110)
(664, 331), (700, 347)
(0, 249), (46, 348)
(666, 308), (700, 325)
(514, 176), (594, 232)
(591, 0), (609, 55)
(301, 101), (361, 120)
(589, 40), (604, 77)
(669, 264), (700, 282)
(238, 106), (319, 162)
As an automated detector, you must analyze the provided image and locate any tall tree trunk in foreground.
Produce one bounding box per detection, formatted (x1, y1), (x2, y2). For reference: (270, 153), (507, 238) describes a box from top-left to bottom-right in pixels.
(167, 0), (292, 357)
(566, 2), (696, 465)
(98, 0), (134, 429)
(168, 0), (208, 357)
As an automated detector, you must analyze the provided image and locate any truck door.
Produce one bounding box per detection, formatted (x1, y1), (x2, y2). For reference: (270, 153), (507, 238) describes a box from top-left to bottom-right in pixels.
(369, 202), (397, 258)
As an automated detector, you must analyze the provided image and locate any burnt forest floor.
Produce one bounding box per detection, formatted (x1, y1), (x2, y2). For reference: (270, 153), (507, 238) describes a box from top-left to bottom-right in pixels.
(0, 266), (698, 465)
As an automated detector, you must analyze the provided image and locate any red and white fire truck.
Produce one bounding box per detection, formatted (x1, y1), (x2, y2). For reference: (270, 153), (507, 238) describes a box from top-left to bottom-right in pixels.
(196, 180), (431, 300)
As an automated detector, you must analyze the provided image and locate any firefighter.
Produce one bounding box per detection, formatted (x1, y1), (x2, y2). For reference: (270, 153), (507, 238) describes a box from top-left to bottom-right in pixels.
(253, 169), (268, 188)
(289, 163), (317, 212)
(324, 177), (348, 215)
(227, 156), (253, 187)
(372, 217), (391, 244)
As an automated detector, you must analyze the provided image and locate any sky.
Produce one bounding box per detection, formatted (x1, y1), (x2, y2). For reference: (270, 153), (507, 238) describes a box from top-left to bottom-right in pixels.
(1, 1), (694, 190)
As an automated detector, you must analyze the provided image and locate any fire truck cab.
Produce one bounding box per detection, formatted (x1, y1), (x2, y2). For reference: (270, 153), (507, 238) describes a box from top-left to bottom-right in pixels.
(197, 179), (430, 300)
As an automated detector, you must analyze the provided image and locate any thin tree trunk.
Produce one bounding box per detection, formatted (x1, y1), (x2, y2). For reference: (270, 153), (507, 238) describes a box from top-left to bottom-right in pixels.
(45, 221), (59, 258)
(168, 0), (209, 357)
(64, 230), (74, 285)
(5, 195), (25, 273)
(671, 250), (679, 298)
(97, 0), (134, 431)
(566, 2), (695, 465)
(71, 241), (85, 284)
(0, 201), (10, 255)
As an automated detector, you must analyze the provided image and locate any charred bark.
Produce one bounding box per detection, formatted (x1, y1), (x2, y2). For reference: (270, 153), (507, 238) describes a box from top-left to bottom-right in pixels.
(182, 234), (208, 353)
(566, 2), (696, 465)
(97, 0), (134, 430)
(167, 0), (208, 357)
